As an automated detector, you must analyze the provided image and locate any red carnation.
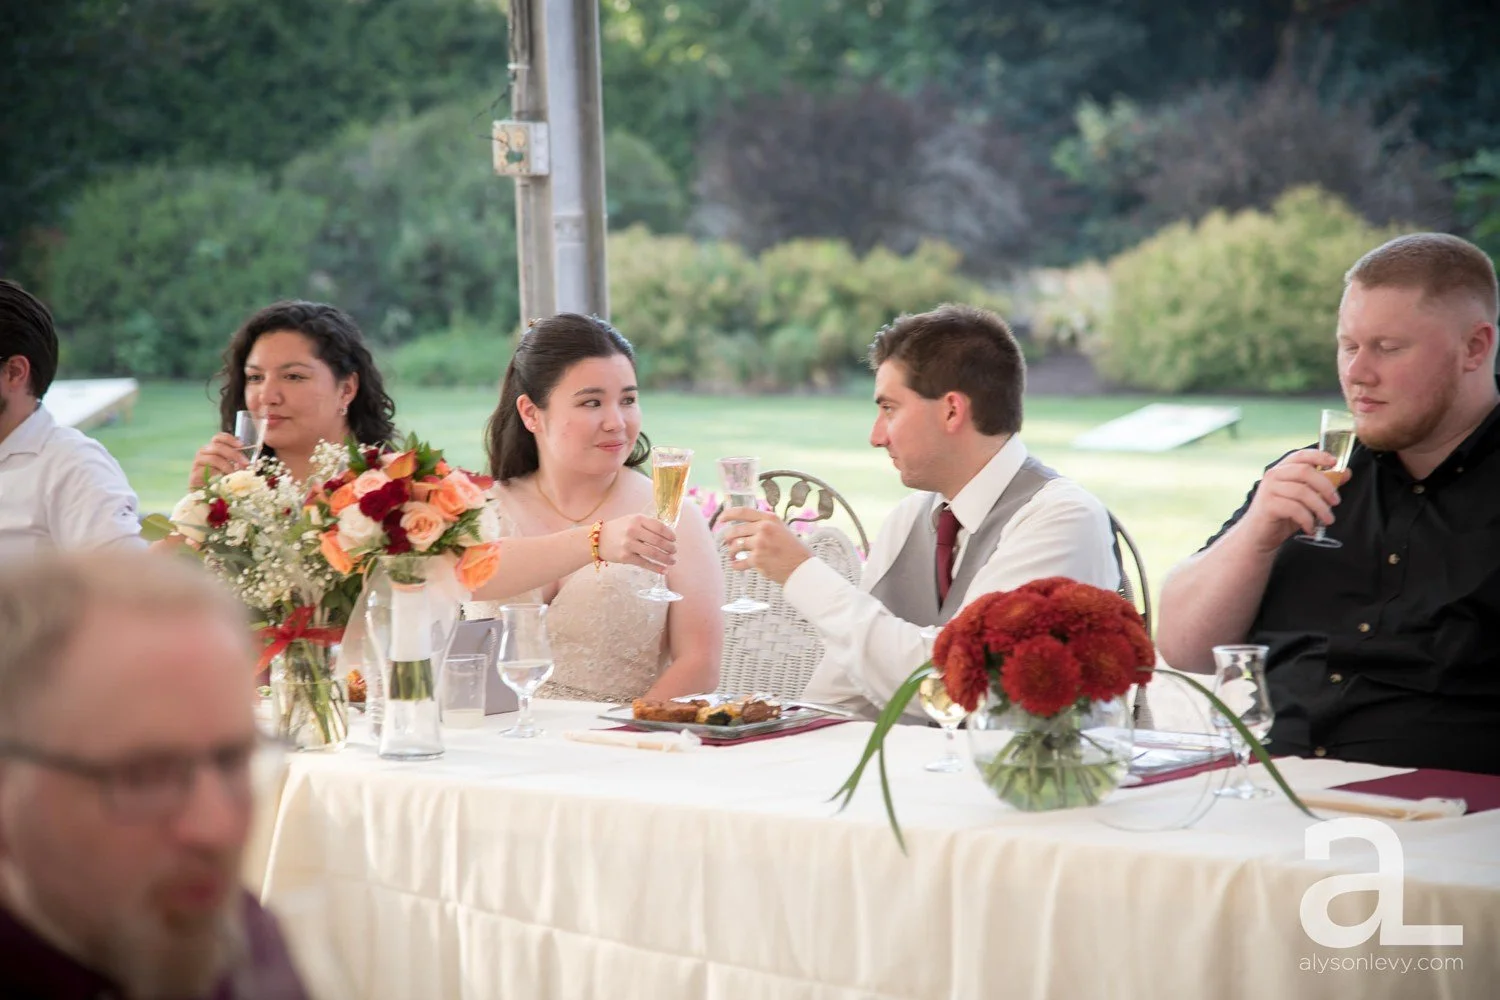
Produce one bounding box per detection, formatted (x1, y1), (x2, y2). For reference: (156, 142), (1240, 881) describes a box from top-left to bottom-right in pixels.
(322, 477), (345, 495)
(1017, 576), (1073, 599)
(977, 590), (1053, 644)
(358, 479), (409, 521)
(1068, 629), (1141, 702)
(364, 448), (383, 469)
(999, 635), (1082, 717)
(383, 511), (412, 555)
(1046, 583), (1124, 634)
(935, 631), (993, 712)
(206, 498), (230, 528)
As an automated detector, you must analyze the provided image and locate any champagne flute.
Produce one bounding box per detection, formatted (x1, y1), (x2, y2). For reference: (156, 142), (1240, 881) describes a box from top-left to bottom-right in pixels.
(496, 603), (554, 739)
(234, 409), (267, 465)
(638, 446), (693, 603)
(1298, 408), (1356, 549)
(717, 456), (770, 614)
(1210, 644), (1274, 798)
(916, 625), (964, 772)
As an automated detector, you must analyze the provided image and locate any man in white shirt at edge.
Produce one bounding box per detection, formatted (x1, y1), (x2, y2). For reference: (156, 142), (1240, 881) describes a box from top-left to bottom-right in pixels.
(0, 279), (144, 558)
(723, 303), (1119, 720)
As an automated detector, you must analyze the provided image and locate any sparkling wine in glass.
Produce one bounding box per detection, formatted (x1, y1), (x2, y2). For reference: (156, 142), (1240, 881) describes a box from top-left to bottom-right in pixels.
(1299, 409), (1356, 549)
(638, 447), (693, 603)
(496, 604), (554, 739)
(916, 625), (964, 772)
(1210, 644), (1274, 798)
(234, 409), (267, 465)
(717, 456), (770, 614)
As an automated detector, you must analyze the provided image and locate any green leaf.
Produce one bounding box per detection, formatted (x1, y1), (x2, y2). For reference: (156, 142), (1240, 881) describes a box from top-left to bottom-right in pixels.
(830, 664), (930, 853)
(139, 512), (176, 542)
(1161, 670), (1315, 818)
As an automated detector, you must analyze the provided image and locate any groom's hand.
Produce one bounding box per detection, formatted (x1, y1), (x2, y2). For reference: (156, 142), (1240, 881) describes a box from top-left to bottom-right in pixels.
(721, 508), (812, 585)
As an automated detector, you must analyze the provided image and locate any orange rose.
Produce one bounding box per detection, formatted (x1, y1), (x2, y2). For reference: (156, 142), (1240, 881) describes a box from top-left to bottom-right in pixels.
(382, 450), (417, 480)
(399, 501), (448, 552)
(434, 460), (452, 476)
(329, 482), (359, 514)
(319, 530), (355, 575)
(428, 476), (474, 520)
(456, 541), (502, 591)
(443, 471), (487, 511)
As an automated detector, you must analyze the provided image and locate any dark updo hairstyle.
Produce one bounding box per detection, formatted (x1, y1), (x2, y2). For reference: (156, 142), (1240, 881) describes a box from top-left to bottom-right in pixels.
(485, 313), (651, 481)
(217, 300), (397, 450)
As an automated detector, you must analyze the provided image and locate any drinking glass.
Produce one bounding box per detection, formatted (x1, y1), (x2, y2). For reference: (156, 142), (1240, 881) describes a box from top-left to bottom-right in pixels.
(1299, 409), (1356, 549)
(638, 447), (693, 603)
(439, 653), (487, 729)
(233, 410), (267, 464)
(916, 625), (964, 772)
(1210, 644), (1274, 798)
(496, 604), (554, 738)
(717, 456), (770, 614)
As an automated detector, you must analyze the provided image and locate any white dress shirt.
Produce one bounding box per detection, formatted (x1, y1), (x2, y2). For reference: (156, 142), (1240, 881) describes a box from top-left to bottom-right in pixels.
(0, 404), (144, 559)
(790, 438), (1119, 718)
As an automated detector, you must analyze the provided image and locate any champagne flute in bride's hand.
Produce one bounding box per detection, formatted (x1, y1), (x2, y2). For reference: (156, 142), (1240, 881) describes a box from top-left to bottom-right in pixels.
(1298, 408), (1356, 549)
(233, 410), (267, 465)
(638, 447), (693, 603)
(717, 456), (770, 614)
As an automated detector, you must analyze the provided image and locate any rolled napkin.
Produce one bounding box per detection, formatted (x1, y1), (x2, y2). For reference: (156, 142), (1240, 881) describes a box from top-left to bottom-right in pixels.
(564, 728), (702, 752)
(1298, 789), (1467, 821)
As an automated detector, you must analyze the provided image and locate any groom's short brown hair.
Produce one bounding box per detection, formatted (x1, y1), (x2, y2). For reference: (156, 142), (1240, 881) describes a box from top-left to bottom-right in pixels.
(868, 303), (1025, 436)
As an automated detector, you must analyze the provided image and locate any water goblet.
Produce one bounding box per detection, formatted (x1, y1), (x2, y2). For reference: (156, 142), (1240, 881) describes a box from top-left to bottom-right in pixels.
(1210, 644), (1275, 798)
(496, 604), (554, 739)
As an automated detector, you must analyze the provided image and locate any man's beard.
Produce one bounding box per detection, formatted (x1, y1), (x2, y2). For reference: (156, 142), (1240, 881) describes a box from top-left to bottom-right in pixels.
(99, 896), (248, 1000)
(1352, 370), (1459, 453)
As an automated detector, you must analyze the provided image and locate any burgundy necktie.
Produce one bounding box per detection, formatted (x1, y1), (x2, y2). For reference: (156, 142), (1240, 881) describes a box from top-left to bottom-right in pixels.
(935, 504), (960, 605)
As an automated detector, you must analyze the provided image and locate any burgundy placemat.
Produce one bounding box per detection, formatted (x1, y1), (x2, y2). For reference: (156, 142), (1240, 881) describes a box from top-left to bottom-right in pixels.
(1333, 768), (1500, 814)
(609, 717), (851, 746)
(1128, 755), (1238, 788)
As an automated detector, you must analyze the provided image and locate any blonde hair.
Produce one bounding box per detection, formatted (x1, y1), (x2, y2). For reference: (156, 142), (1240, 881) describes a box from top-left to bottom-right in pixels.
(0, 552), (248, 734)
(1345, 232), (1499, 323)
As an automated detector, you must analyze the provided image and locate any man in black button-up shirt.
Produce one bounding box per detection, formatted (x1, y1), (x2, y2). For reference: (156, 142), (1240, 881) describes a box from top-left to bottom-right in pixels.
(1158, 233), (1500, 775)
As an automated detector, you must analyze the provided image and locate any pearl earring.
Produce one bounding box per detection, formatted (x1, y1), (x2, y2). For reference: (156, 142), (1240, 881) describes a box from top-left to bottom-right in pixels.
(339, 405), (348, 416)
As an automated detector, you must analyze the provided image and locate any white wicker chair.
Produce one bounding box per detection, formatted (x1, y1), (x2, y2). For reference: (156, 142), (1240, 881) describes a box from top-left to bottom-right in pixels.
(710, 469), (868, 699)
(1110, 512), (1156, 730)
(715, 525), (863, 698)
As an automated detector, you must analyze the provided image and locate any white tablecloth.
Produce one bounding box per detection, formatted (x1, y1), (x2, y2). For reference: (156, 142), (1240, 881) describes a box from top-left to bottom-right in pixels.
(251, 702), (1499, 1000)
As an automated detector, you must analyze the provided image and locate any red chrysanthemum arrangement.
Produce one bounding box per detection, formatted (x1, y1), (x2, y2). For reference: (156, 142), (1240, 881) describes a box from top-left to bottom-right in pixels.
(931, 576), (1155, 717)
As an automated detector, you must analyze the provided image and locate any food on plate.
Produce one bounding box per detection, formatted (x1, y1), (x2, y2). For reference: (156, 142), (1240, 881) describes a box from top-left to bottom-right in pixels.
(632, 697), (707, 723)
(632, 693), (782, 727)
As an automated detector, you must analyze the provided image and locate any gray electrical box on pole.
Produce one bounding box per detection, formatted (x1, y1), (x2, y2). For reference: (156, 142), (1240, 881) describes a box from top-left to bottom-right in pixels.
(496, 0), (609, 324)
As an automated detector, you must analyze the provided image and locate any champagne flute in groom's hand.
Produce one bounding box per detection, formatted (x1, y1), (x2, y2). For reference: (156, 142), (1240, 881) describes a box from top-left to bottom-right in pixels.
(717, 456), (770, 615)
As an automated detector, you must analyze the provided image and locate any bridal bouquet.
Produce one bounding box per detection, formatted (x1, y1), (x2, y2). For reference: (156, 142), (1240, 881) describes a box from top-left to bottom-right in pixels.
(169, 444), (359, 749)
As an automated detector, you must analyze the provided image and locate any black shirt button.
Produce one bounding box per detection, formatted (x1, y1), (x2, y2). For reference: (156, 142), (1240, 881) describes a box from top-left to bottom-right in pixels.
(1314, 746), (1328, 757)
(1329, 673), (1344, 683)
(1413, 484), (1426, 494)
(1357, 622), (1372, 633)
(1387, 553), (1400, 565)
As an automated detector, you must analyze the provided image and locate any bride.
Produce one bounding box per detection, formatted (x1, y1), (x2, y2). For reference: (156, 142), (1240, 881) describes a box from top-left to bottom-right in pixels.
(465, 314), (722, 702)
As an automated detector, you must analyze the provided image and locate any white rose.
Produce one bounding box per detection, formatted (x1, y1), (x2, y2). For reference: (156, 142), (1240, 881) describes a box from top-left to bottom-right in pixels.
(220, 469), (263, 498)
(225, 519), (251, 546)
(473, 503), (502, 544)
(336, 505), (385, 553)
(169, 494), (211, 544)
(352, 468), (392, 498)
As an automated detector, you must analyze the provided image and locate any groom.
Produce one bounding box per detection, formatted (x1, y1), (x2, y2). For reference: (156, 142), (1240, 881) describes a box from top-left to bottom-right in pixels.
(723, 303), (1120, 719)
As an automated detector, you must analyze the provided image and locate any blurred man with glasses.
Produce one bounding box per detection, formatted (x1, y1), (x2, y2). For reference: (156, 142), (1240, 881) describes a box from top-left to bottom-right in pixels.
(0, 551), (308, 999)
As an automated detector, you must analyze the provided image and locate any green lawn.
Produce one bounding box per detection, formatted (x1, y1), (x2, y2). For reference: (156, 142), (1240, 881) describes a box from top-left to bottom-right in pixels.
(92, 382), (1332, 608)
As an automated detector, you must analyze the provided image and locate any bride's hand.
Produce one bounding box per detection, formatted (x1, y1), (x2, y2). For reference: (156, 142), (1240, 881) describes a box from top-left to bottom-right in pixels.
(597, 514), (676, 571)
(190, 433), (249, 488)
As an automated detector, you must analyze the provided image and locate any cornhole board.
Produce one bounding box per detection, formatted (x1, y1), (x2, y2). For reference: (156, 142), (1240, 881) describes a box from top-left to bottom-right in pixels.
(1072, 403), (1241, 452)
(41, 378), (140, 430)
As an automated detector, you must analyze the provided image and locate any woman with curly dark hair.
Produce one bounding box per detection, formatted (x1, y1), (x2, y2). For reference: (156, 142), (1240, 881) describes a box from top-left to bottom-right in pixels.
(188, 300), (398, 487)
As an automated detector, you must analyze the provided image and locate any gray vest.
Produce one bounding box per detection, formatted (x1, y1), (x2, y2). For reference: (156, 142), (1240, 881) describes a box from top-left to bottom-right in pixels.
(868, 456), (1059, 626)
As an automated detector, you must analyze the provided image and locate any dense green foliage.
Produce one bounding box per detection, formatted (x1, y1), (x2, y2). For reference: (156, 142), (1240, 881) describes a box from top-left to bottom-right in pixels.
(609, 227), (1011, 390)
(1099, 188), (1399, 394)
(45, 166), (325, 378)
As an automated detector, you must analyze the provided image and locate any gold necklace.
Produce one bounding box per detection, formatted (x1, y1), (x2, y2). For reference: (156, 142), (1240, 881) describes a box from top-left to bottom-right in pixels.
(534, 474), (617, 525)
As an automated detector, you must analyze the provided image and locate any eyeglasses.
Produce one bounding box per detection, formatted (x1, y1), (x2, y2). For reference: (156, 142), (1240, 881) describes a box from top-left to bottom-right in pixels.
(0, 736), (281, 822)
